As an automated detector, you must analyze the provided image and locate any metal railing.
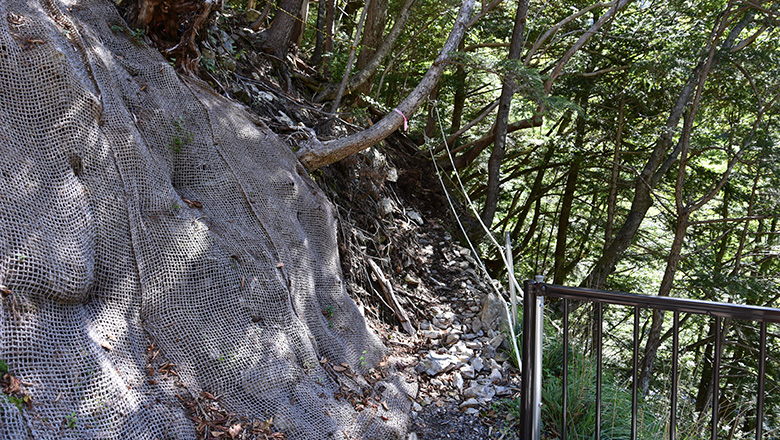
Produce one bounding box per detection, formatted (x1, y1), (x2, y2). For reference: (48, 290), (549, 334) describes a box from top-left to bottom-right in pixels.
(520, 280), (780, 440)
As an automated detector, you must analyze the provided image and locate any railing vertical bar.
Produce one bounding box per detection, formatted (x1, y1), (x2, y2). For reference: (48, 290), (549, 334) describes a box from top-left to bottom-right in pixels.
(712, 316), (722, 440)
(756, 321), (767, 440)
(521, 281), (537, 440)
(670, 311), (680, 440)
(562, 298), (569, 440)
(533, 293), (544, 440)
(596, 302), (603, 440)
(631, 307), (639, 440)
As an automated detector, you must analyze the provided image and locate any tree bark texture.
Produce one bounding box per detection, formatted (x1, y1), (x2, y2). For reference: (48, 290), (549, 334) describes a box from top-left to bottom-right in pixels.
(553, 156), (581, 285)
(261, 0), (304, 57)
(355, 0), (388, 94)
(310, 0), (329, 67)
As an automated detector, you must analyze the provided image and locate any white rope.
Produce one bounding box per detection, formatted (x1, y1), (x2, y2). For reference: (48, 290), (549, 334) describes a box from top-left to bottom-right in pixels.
(428, 100), (522, 370)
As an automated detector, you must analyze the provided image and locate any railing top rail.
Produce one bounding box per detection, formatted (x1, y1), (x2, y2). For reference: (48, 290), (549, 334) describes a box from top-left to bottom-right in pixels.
(539, 283), (780, 323)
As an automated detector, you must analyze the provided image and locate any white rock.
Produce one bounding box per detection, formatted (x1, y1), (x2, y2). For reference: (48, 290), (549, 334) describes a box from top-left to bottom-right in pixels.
(463, 384), (495, 401)
(452, 372), (464, 390)
(412, 402), (423, 412)
(459, 398), (480, 408)
(379, 198), (396, 217)
(386, 167), (398, 182)
(489, 368), (502, 383)
(460, 364), (476, 380)
(418, 352), (461, 376)
(420, 330), (441, 340)
(471, 356), (485, 372)
(406, 210), (424, 226)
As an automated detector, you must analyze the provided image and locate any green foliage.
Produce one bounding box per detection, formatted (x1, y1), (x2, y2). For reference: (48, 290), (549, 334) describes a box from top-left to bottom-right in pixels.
(110, 24), (145, 46)
(64, 411), (78, 429)
(542, 332), (666, 439)
(0, 360), (8, 373)
(168, 117), (193, 153)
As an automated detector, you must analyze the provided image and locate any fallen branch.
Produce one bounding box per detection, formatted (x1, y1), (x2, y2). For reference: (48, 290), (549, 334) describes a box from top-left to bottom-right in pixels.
(367, 259), (416, 336)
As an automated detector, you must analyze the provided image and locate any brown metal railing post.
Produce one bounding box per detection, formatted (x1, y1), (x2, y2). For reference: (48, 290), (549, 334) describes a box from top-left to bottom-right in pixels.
(595, 302), (603, 439)
(562, 298), (568, 440)
(757, 321), (767, 440)
(632, 307), (639, 440)
(712, 317), (722, 440)
(521, 280), (538, 440)
(671, 311), (680, 440)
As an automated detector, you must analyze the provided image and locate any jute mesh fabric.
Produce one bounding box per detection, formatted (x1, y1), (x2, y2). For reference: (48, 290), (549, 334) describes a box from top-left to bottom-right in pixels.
(0, 1), (413, 438)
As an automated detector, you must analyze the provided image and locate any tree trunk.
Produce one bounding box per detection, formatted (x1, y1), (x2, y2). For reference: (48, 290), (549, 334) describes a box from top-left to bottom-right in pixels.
(298, 0), (475, 170)
(261, 0), (305, 57)
(331, 0), (371, 112)
(355, 0), (388, 94)
(291, 0), (309, 47)
(553, 156), (581, 285)
(450, 38), (467, 135)
(480, 0), (529, 228)
(311, 0), (329, 67)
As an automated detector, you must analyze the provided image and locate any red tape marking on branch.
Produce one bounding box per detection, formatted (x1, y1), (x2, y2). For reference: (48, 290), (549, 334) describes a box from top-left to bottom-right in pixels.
(393, 108), (408, 132)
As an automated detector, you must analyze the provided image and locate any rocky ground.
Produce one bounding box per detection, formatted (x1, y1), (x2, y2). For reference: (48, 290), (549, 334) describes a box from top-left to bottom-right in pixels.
(356, 215), (522, 440)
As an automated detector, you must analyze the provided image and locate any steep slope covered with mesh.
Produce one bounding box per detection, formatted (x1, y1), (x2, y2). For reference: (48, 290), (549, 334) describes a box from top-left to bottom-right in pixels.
(0, 1), (411, 438)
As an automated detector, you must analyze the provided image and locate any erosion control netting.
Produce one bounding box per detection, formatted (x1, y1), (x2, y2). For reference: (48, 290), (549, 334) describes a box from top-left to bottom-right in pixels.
(0, 1), (413, 438)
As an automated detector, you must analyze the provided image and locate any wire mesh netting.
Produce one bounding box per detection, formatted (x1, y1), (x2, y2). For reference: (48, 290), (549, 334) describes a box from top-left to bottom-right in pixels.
(0, 1), (413, 438)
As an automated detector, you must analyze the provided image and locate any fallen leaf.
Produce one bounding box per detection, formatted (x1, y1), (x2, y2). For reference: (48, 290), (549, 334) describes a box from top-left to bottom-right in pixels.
(228, 424), (242, 439)
(276, 262), (284, 268)
(332, 365), (346, 373)
(182, 198), (202, 209)
(100, 341), (113, 351)
(210, 430), (224, 438)
(381, 401), (388, 411)
(3, 374), (22, 394)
